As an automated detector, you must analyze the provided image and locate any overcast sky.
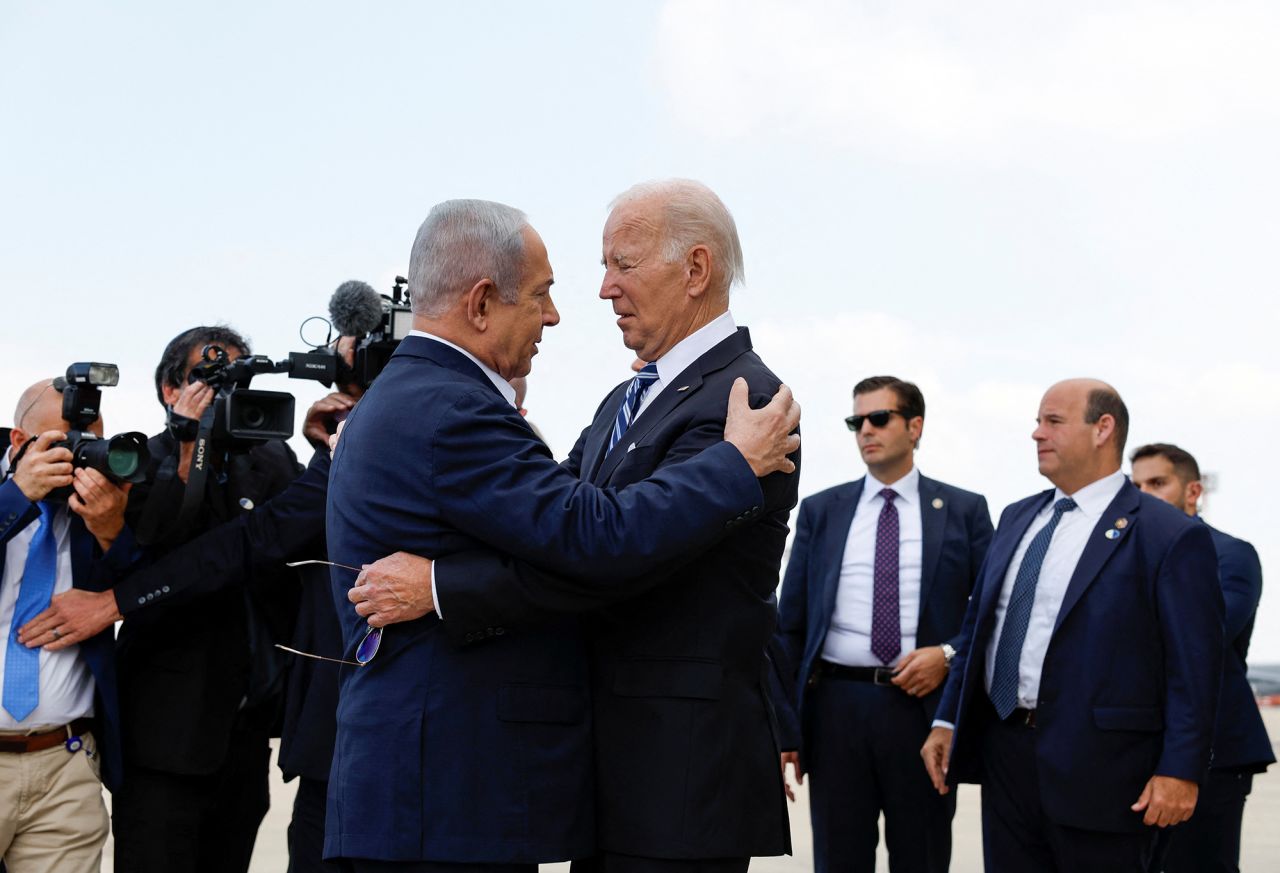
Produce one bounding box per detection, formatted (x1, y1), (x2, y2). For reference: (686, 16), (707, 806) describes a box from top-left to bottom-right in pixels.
(3, 1), (1277, 657)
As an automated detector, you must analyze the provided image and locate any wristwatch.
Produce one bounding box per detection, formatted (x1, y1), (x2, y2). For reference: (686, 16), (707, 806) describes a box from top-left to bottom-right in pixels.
(940, 643), (957, 667)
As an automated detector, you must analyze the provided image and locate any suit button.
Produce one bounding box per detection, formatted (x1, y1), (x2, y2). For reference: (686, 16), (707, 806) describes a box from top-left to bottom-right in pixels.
(145, 593), (154, 601)
(137, 597), (146, 605)
(465, 632), (475, 642)
(162, 586), (170, 593)
(495, 627), (505, 636)
(807, 675), (817, 687)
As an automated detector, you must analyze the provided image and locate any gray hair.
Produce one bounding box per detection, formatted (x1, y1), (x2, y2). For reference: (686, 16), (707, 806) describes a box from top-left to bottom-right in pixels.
(408, 199), (529, 317)
(610, 179), (745, 296)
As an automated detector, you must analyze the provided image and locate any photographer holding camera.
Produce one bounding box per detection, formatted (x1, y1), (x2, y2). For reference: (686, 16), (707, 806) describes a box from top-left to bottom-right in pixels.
(110, 325), (307, 873)
(0, 376), (138, 873)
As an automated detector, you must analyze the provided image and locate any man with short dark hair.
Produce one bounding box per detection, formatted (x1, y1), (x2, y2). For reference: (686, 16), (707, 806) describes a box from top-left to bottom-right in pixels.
(110, 325), (304, 873)
(774, 376), (992, 873)
(922, 379), (1224, 872)
(1131, 443), (1273, 873)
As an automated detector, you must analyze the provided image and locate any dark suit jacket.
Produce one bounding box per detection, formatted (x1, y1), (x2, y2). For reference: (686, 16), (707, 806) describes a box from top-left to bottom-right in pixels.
(0, 477), (138, 791)
(434, 327), (798, 860)
(1203, 522), (1273, 773)
(774, 475), (993, 754)
(936, 479), (1224, 833)
(323, 335), (765, 864)
(116, 431), (302, 775)
(110, 448), (338, 781)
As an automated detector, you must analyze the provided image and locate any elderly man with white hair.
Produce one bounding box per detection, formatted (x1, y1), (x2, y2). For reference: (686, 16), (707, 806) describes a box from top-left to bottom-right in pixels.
(354, 180), (801, 873)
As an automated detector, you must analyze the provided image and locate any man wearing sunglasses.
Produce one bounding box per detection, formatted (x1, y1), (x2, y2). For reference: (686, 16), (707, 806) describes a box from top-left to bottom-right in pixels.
(772, 375), (993, 873)
(324, 195), (800, 873)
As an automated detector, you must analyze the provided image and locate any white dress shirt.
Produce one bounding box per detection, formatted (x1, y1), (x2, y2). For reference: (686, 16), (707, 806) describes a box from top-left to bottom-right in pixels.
(632, 311), (737, 422)
(0, 459), (96, 730)
(983, 469), (1127, 710)
(407, 330), (518, 408)
(409, 331), (519, 620)
(821, 467), (924, 668)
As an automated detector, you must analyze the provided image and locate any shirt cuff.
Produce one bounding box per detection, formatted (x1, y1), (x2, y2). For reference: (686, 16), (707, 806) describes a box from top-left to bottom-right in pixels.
(431, 560), (442, 620)
(931, 720), (955, 730)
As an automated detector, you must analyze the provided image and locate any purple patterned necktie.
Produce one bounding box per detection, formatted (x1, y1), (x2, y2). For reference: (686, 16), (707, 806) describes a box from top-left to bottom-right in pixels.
(870, 488), (901, 665)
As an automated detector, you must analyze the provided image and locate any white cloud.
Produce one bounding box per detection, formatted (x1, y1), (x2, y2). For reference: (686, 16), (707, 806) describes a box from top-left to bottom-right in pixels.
(656, 0), (1280, 157)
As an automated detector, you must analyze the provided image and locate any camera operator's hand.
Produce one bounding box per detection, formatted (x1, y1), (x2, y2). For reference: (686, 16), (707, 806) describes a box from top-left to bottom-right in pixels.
(303, 391), (357, 452)
(12, 431), (73, 502)
(171, 380), (215, 482)
(68, 467), (131, 552)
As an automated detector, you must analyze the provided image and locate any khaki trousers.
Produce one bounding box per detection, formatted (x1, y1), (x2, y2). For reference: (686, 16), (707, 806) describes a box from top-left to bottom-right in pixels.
(0, 730), (109, 873)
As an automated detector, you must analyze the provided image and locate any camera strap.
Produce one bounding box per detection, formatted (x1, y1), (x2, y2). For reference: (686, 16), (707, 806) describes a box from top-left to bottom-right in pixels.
(134, 402), (218, 547)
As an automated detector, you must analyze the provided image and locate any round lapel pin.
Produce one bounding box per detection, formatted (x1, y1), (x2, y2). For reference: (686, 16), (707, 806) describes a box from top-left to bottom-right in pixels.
(1105, 529), (1120, 540)
(932, 498), (944, 509)
(1114, 517), (1128, 529)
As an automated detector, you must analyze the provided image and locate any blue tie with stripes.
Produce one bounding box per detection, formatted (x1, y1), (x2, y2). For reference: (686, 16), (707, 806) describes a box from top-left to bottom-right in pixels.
(3, 502), (59, 722)
(988, 496), (1077, 719)
(607, 363), (659, 453)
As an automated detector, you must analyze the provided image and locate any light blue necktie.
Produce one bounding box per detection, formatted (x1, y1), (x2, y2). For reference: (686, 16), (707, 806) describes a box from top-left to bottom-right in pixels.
(607, 363), (659, 453)
(3, 502), (59, 722)
(989, 496), (1077, 719)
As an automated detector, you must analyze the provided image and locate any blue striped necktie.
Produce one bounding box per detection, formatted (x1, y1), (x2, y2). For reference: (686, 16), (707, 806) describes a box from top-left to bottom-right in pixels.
(989, 496), (1077, 719)
(3, 502), (59, 722)
(607, 363), (659, 452)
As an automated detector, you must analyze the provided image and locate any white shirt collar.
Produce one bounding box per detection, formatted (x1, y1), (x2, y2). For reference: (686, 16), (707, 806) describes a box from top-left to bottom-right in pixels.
(1054, 468), (1126, 518)
(408, 330), (517, 408)
(651, 311), (737, 384)
(863, 466), (920, 506)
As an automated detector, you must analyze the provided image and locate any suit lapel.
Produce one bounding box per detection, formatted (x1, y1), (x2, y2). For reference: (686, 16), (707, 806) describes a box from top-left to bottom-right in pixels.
(1052, 481), (1140, 633)
(593, 328), (753, 485)
(69, 513), (93, 592)
(978, 491), (1054, 615)
(819, 481), (863, 622)
(917, 476), (947, 618)
(580, 381), (630, 482)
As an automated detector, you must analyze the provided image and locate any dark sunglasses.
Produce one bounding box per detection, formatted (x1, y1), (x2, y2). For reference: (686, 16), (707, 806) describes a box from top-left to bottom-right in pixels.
(281, 560), (382, 666)
(845, 409), (906, 431)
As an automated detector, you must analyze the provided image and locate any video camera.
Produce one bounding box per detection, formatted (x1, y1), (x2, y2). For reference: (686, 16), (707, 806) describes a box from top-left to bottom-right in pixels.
(348, 276), (413, 389)
(185, 344), (337, 445)
(53, 362), (150, 485)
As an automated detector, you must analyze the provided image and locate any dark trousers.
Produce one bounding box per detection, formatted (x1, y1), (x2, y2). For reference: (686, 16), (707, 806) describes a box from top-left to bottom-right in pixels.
(1160, 769), (1253, 873)
(338, 861), (535, 873)
(980, 712), (1160, 873)
(289, 776), (341, 873)
(112, 728), (271, 873)
(806, 679), (954, 873)
(571, 854), (749, 873)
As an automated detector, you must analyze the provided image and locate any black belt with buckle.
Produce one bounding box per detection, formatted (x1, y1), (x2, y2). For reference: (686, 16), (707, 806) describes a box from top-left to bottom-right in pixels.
(1008, 707), (1037, 728)
(817, 660), (898, 686)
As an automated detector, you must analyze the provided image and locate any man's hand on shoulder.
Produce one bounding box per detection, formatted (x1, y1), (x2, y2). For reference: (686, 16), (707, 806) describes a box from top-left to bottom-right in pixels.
(349, 551), (435, 627)
(724, 378), (800, 477)
(18, 588), (123, 651)
(12, 430), (73, 502)
(1131, 775), (1198, 827)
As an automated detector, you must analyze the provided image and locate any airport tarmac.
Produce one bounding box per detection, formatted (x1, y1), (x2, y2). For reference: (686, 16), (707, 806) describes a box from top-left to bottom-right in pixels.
(100, 709), (1280, 872)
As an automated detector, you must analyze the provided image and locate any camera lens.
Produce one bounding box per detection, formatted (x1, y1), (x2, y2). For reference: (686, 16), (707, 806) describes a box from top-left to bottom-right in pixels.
(241, 405), (266, 428)
(107, 444), (141, 479)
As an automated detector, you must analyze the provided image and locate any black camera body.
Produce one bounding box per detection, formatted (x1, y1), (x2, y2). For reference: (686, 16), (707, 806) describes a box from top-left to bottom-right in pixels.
(53, 362), (150, 486)
(352, 276), (413, 389)
(186, 347), (297, 445)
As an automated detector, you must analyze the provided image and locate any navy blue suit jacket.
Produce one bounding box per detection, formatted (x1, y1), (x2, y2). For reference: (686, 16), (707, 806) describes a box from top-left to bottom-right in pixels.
(0, 477), (138, 791)
(936, 479), (1224, 833)
(323, 335), (765, 864)
(774, 475), (993, 753)
(1203, 522), (1273, 773)
(431, 326), (798, 860)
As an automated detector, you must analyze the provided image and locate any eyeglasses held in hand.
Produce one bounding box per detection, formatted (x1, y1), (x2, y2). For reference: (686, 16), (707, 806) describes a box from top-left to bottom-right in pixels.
(283, 559), (384, 666)
(845, 409), (906, 431)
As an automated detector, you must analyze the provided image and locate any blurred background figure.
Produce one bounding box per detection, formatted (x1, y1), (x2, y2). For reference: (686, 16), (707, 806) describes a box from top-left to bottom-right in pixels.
(1131, 443), (1274, 873)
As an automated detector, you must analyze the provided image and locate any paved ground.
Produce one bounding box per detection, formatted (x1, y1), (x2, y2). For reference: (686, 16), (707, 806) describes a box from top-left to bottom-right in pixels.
(98, 709), (1280, 871)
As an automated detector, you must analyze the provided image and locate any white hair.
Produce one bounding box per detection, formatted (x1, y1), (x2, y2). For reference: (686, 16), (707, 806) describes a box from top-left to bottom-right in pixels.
(408, 199), (528, 317)
(609, 179), (745, 296)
